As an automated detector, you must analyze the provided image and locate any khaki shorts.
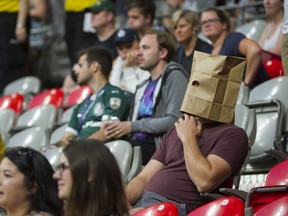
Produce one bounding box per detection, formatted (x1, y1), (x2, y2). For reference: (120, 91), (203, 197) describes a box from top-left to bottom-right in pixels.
(282, 34), (288, 76)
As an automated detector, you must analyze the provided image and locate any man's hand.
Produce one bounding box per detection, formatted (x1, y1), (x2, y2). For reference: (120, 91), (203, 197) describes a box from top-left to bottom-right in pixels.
(103, 121), (132, 139)
(124, 50), (137, 68)
(175, 114), (202, 144)
(15, 27), (27, 43)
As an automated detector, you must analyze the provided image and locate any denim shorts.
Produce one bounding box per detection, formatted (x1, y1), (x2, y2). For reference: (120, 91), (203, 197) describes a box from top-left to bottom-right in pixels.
(133, 191), (187, 216)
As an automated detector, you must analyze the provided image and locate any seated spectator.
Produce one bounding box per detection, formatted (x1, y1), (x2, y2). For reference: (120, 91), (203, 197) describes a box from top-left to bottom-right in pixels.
(173, 9), (212, 76)
(110, 28), (150, 93)
(200, 8), (270, 88)
(53, 139), (129, 216)
(0, 147), (63, 216)
(259, 0), (283, 56)
(125, 51), (248, 216)
(126, 0), (156, 38)
(104, 30), (188, 165)
(62, 0), (118, 94)
(45, 47), (129, 149)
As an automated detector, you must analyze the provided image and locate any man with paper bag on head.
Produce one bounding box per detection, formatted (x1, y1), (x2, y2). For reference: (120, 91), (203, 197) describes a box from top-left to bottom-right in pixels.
(125, 51), (249, 216)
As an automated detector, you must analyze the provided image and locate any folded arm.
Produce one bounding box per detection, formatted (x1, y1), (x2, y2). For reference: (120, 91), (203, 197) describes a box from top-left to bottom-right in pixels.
(175, 114), (231, 193)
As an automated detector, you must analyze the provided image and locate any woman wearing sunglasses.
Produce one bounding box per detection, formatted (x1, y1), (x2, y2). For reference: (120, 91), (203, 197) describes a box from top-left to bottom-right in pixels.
(53, 139), (129, 216)
(0, 147), (63, 216)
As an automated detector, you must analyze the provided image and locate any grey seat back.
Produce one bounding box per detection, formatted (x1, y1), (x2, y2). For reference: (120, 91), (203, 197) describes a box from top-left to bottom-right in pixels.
(43, 147), (63, 170)
(0, 108), (15, 133)
(105, 140), (133, 182)
(246, 77), (288, 167)
(7, 126), (49, 151)
(16, 104), (57, 130)
(3, 76), (41, 95)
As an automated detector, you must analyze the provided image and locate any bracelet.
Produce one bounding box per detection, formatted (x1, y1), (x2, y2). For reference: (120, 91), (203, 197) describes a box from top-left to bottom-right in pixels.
(16, 23), (24, 29)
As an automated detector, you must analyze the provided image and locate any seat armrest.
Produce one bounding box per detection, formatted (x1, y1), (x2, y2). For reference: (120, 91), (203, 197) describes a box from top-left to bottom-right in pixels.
(200, 193), (225, 201)
(219, 188), (248, 201)
(265, 149), (288, 162)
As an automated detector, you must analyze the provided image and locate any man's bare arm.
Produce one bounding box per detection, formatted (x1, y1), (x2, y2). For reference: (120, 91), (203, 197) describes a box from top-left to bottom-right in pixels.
(126, 159), (164, 205)
(175, 114), (231, 193)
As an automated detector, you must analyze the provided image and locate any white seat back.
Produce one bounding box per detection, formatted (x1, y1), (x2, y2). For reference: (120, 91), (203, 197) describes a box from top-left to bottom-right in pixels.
(43, 147), (63, 170)
(50, 123), (67, 144)
(7, 126), (49, 151)
(16, 104), (57, 129)
(3, 76), (41, 95)
(235, 19), (266, 41)
(0, 108), (15, 133)
(235, 104), (256, 147)
(105, 140), (133, 181)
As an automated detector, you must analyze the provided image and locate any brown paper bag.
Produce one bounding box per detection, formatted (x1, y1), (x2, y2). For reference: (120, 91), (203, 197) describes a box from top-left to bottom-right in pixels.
(180, 51), (246, 123)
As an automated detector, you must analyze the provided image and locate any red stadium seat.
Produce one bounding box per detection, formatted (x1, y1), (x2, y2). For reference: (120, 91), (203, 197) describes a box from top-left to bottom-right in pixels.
(263, 59), (284, 79)
(254, 195), (288, 216)
(132, 202), (178, 216)
(0, 93), (24, 113)
(28, 88), (64, 109)
(63, 85), (92, 107)
(188, 197), (244, 216)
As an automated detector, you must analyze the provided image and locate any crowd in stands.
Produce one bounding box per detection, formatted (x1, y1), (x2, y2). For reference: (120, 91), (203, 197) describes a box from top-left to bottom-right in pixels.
(0, 0), (287, 215)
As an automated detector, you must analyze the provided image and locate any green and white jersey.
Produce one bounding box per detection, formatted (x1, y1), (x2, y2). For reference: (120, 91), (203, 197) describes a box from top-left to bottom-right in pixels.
(67, 83), (129, 139)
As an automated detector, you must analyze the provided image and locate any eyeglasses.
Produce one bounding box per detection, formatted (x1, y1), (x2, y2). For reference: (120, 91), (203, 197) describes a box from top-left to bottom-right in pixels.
(201, 18), (220, 26)
(55, 163), (70, 174)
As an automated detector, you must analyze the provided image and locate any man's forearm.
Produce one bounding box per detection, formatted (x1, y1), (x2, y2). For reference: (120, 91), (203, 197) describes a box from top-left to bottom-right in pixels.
(125, 176), (146, 205)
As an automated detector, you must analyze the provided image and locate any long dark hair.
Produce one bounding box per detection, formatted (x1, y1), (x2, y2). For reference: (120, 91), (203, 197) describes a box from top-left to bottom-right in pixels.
(63, 139), (129, 216)
(4, 147), (63, 215)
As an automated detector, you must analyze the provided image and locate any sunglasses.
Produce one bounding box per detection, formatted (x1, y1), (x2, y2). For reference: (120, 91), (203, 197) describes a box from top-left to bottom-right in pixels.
(14, 146), (33, 156)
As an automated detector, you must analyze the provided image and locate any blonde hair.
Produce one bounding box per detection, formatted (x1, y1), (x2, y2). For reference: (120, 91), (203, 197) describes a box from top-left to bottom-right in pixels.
(172, 9), (199, 30)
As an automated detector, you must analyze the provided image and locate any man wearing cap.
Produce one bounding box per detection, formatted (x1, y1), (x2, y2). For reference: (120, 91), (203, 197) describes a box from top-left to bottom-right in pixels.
(124, 51), (249, 216)
(110, 28), (150, 93)
(62, 0), (118, 93)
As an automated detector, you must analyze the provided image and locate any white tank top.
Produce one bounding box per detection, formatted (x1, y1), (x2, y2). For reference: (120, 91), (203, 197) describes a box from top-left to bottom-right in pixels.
(263, 22), (282, 51)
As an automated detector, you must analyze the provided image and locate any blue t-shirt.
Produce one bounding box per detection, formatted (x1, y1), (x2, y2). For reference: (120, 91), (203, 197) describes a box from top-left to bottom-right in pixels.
(206, 32), (269, 87)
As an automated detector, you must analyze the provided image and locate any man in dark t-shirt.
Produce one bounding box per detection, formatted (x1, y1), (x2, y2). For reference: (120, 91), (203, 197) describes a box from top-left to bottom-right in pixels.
(125, 51), (248, 216)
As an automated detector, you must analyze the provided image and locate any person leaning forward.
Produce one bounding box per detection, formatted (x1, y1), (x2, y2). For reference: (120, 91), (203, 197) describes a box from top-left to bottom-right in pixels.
(44, 47), (129, 150)
(125, 51), (249, 216)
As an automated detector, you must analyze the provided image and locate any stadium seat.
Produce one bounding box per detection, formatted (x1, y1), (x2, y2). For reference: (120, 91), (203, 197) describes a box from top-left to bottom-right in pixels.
(263, 59), (284, 79)
(14, 104), (57, 131)
(6, 126), (50, 151)
(63, 85), (92, 108)
(220, 160), (288, 215)
(245, 77), (288, 171)
(28, 88), (64, 109)
(42, 147), (64, 171)
(188, 196), (244, 216)
(3, 76), (41, 96)
(0, 93), (24, 113)
(105, 140), (142, 184)
(0, 108), (16, 134)
(49, 123), (68, 144)
(235, 19), (266, 41)
(132, 202), (178, 216)
(57, 105), (76, 125)
(253, 195), (288, 216)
